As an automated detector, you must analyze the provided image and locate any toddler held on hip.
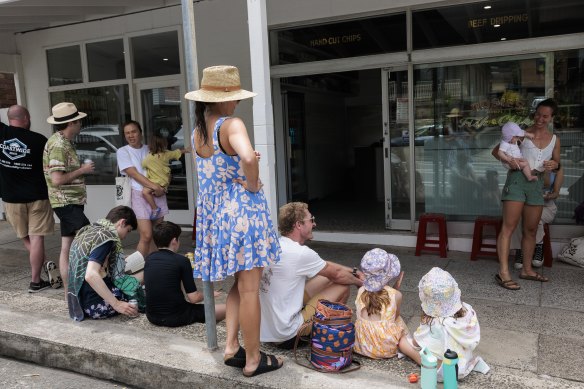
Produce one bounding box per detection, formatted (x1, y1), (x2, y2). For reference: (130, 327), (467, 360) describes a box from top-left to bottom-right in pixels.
(498, 122), (537, 181)
(142, 133), (190, 220)
(402, 267), (489, 381)
(353, 248), (410, 359)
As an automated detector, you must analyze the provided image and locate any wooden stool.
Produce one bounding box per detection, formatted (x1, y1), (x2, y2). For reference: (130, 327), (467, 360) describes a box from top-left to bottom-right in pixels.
(415, 213), (448, 258)
(470, 217), (501, 260)
(543, 223), (553, 267)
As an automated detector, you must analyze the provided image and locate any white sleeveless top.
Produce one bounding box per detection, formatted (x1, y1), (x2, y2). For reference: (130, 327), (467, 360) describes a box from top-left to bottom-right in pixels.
(520, 134), (556, 172)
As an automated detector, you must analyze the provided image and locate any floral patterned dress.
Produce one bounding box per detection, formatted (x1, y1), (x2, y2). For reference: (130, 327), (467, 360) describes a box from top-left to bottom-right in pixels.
(192, 117), (281, 282)
(354, 286), (409, 359)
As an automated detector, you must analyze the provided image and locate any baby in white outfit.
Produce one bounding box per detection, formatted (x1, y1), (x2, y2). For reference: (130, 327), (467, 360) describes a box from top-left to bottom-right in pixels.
(498, 122), (536, 181)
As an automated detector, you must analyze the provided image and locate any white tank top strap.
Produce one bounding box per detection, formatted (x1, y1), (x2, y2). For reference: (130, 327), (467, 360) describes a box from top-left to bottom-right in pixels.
(521, 134), (556, 172)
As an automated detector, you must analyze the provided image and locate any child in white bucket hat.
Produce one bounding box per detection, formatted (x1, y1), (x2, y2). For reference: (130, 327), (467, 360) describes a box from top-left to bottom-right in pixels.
(498, 121), (537, 182)
(353, 248), (410, 359)
(407, 267), (490, 381)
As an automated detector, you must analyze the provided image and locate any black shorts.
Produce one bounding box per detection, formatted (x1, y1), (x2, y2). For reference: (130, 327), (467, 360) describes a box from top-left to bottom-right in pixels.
(147, 304), (206, 327)
(53, 204), (90, 237)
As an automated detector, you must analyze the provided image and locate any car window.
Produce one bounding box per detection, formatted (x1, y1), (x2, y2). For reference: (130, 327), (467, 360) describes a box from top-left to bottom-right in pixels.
(75, 134), (112, 152)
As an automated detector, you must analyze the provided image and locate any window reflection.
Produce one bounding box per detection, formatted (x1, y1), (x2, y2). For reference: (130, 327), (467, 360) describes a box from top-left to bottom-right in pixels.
(415, 50), (584, 224)
(140, 86), (187, 210)
(50, 85), (131, 185)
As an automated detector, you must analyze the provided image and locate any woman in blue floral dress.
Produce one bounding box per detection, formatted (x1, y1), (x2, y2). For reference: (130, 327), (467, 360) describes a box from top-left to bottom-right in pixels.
(185, 66), (282, 377)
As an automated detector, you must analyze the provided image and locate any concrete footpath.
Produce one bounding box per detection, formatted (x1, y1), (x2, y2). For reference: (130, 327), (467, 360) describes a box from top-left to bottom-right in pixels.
(0, 220), (583, 388)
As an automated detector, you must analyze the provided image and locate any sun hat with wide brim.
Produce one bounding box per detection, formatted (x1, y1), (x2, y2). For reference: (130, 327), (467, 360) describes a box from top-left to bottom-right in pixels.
(446, 108), (462, 118)
(184, 65), (257, 103)
(418, 267), (462, 318)
(47, 102), (87, 124)
(360, 248), (401, 292)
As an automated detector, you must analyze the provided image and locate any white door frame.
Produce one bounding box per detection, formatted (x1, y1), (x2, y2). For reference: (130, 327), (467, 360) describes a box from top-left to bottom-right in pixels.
(381, 67), (412, 231)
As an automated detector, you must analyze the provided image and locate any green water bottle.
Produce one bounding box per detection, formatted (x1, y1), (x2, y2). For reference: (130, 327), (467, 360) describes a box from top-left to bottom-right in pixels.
(443, 349), (459, 389)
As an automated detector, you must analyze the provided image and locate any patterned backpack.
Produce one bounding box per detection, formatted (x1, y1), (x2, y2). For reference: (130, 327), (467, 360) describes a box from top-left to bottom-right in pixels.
(294, 299), (360, 373)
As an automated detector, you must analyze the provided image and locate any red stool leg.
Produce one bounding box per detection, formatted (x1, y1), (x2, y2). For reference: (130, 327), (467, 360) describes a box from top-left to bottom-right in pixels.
(438, 217), (448, 258)
(415, 218), (427, 256)
(543, 223), (553, 267)
(470, 221), (482, 261)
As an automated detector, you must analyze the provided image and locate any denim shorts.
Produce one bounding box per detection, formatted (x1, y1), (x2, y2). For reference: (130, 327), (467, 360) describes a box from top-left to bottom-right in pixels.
(501, 170), (544, 206)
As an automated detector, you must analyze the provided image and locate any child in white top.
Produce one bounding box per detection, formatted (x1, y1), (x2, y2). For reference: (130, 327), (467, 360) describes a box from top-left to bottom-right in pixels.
(498, 122), (537, 181)
(402, 267), (489, 381)
(354, 248), (409, 359)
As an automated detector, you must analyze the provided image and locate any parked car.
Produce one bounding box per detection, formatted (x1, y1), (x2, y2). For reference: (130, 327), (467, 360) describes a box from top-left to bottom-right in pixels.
(74, 131), (124, 180)
(390, 125), (440, 147)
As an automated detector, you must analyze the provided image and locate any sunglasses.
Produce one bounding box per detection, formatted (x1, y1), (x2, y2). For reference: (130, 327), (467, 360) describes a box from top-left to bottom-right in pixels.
(300, 216), (316, 224)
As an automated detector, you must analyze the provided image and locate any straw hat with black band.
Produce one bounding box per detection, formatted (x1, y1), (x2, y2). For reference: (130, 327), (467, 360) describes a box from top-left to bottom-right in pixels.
(47, 102), (87, 124)
(184, 65), (256, 103)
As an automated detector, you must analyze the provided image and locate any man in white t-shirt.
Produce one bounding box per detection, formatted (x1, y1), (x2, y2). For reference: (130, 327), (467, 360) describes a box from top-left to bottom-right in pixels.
(259, 202), (364, 349)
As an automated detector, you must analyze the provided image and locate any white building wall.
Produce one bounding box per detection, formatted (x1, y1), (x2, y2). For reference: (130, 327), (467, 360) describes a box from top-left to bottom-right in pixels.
(11, 1), (254, 223)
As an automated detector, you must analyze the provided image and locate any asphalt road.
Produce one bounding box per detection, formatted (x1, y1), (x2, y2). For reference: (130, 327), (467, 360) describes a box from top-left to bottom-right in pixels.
(0, 356), (133, 389)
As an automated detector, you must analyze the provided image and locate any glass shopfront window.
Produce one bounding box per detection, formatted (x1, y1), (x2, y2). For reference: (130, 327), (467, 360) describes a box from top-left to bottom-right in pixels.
(131, 31), (180, 78)
(49, 85), (131, 185)
(46, 45), (82, 86)
(413, 0), (584, 50)
(86, 39), (126, 82)
(414, 50), (584, 224)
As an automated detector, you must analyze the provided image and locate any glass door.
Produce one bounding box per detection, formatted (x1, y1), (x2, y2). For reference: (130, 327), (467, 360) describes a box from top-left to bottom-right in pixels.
(136, 83), (193, 225)
(382, 69), (413, 230)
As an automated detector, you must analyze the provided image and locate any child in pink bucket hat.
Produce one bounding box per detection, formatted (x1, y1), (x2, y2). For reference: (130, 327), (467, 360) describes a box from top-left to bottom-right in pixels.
(353, 248), (410, 359)
(402, 267), (490, 381)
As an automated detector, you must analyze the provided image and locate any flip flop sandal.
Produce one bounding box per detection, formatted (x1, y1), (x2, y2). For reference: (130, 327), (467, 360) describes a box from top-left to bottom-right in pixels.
(224, 346), (246, 368)
(44, 261), (63, 289)
(495, 274), (520, 290)
(243, 351), (283, 377)
(519, 273), (549, 282)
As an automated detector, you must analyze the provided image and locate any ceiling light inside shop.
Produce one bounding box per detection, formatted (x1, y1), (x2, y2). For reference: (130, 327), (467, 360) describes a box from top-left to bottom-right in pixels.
(494, 24), (501, 27)
(484, 5), (492, 9)
(501, 37), (507, 41)
(163, 58), (169, 61)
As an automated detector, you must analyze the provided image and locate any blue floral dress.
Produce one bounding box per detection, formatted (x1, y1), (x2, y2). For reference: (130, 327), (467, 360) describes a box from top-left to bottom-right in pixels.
(192, 117), (281, 282)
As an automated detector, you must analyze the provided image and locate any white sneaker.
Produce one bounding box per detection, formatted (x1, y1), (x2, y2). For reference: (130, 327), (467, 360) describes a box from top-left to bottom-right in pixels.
(43, 261), (63, 289)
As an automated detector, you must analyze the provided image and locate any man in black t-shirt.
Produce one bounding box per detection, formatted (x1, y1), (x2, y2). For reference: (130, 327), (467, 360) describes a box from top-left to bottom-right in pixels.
(144, 221), (225, 327)
(0, 105), (59, 293)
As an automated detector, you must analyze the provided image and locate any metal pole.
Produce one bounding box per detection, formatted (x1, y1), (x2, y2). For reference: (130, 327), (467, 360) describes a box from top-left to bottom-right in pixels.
(181, 0), (217, 351)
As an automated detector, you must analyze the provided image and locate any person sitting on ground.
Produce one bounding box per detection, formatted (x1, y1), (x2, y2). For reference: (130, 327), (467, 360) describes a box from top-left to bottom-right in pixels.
(141, 133), (189, 220)
(144, 221), (225, 327)
(67, 205), (142, 321)
(259, 201), (365, 349)
(401, 267), (489, 381)
(354, 248), (409, 359)
(498, 122), (537, 182)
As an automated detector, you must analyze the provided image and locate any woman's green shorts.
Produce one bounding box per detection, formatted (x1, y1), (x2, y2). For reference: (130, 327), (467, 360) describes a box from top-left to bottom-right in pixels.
(501, 170), (544, 206)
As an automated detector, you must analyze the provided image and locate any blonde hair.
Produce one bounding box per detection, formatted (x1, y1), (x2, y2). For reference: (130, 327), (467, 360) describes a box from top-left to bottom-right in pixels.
(360, 288), (391, 316)
(278, 202), (309, 235)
